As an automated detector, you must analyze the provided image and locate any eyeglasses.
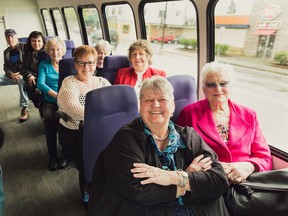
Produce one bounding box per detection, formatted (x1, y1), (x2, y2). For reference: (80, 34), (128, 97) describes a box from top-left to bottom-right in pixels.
(76, 61), (96, 67)
(205, 81), (230, 89)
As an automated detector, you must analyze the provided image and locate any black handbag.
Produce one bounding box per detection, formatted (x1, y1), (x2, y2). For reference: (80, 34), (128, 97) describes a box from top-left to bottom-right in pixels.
(224, 168), (288, 216)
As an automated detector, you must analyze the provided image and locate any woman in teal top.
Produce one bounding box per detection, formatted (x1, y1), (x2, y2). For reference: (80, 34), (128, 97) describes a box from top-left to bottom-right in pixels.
(37, 37), (66, 171)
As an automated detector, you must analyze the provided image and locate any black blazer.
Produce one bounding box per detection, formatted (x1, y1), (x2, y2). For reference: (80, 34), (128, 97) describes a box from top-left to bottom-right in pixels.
(87, 118), (229, 216)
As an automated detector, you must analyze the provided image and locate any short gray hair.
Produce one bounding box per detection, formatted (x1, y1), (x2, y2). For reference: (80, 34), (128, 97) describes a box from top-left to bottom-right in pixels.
(95, 39), (113, 54)
(201, 61), (235, 85)
(140, 76), (174, 101)
(45, 37), (66, 55)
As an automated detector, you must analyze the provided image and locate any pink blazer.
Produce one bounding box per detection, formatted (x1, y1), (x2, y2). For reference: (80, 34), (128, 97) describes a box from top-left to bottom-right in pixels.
(177, 98), (272, 172)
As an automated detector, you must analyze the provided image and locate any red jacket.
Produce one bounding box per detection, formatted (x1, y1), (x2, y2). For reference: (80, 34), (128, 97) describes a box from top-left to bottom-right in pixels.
(177, 98), (272, 172)
(114, 67), (166, 86)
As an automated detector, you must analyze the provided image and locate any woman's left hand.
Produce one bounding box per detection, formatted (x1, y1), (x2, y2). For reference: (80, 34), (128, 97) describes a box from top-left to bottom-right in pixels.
(221, 162), (255, 184)
(131, 163), (179, 186)
(186, 154), (212, 172)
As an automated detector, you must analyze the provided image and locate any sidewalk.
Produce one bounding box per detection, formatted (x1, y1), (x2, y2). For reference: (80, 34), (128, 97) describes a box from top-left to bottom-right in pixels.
(216, 55), (288, 76)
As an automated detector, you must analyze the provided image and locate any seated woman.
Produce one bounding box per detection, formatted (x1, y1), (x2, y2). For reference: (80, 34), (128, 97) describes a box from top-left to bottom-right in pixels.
(177, 61), (272, 184)
(22, 31), (46, 107)
(114, 39), (166, 97)
(87, 76), (230, 216)
(37, 37), (67, 171)
(93, 39), (113, 77)
(57, 45), (111, 200)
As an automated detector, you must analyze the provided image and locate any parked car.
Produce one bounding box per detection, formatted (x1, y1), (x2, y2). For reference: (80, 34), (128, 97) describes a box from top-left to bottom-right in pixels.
(91, 29), (119, 47)
(173, 36), (184, 44)
(150, 35), (175, 43)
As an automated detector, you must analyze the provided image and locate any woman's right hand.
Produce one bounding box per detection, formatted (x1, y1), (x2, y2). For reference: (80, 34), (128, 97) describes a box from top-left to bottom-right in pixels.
(185, 154), (212, 172)
(28, 75), (36, 86)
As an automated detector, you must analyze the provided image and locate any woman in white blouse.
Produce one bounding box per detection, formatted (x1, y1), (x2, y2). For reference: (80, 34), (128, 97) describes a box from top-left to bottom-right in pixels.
(57, 45), (111, 202)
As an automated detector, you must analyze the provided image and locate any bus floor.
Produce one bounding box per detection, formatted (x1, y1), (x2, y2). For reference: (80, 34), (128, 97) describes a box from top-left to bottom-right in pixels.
(0, 85), (86, 216)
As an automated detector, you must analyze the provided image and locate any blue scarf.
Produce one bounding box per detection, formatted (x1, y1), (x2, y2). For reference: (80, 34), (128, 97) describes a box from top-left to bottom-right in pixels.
(140, 117), (186, 171)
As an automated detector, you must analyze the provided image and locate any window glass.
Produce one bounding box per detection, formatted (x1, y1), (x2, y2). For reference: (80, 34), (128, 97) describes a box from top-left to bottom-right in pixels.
(51, 9), (67, 39)
(41, 9), (55, 36)
(81, 7), (101, 46)
(144, 0), (198, 79)
(105, 4), (137, 53)
(63, 7), (82, 46)
(215, 0), (288, 151)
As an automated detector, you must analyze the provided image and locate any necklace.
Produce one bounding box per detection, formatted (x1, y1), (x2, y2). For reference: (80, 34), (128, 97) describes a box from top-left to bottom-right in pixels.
(136, 77), (142, 88)
(152, 130), (169, 141)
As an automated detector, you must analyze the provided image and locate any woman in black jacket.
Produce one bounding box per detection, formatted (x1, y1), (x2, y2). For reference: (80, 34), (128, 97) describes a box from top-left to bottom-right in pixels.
(87, 76), (230, 216)
(22, 31), (46, 108)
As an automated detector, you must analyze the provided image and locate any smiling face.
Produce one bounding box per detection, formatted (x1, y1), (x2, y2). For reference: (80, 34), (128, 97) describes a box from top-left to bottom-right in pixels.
(75, 54), (97, 82)
(96, 48), (109, 68)
(140, 88), (175, 128)
(47, 41), (64, 63)
(202, 71), (231, 105)
(130, 48), (150, 72)
(30, 36), (44, 51)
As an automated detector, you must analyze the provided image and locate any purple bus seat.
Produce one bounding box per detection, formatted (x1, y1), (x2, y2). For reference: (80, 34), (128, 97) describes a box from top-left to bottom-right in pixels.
(37, 49), (50, 65)
(18, 37), (28, 43)
(63, 39), (75, 58)
(83, 85), (139, 187)
(167, 75), (197, 123)
(102, 55), (131, 84)
(58, 57), (77, 90)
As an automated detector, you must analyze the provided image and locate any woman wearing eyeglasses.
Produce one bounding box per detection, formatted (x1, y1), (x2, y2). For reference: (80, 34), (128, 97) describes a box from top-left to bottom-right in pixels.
(57, 45), (110, 202)
(37, 37), (67, 171)
(177, 61), (272, 184)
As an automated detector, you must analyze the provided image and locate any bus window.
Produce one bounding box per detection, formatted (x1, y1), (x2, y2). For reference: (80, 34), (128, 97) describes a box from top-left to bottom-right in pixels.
(80, 6), (101, 46)
(104, 4), (137, 54)
(215, 0), (288, 152)
(63, 7), (82, 46)
(143, 0), (198, 79)
(51, 8), (67, 39)
(41, 9), (55, 36)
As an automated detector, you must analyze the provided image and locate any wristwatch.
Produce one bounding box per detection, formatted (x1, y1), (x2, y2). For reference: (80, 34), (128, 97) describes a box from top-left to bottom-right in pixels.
(177, 169), (188, 188)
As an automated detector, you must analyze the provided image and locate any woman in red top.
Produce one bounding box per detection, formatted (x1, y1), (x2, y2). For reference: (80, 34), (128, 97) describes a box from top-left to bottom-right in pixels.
(114, 39), (166, 97)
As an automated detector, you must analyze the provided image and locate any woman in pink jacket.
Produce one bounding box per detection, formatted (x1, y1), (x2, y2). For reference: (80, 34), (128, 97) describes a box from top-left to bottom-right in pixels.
(177, 61), (272, 184)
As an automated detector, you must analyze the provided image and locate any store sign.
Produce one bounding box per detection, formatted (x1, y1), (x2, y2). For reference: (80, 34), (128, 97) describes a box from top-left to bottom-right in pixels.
(260, 4), (281, 21)
(256, 21), (281, 29)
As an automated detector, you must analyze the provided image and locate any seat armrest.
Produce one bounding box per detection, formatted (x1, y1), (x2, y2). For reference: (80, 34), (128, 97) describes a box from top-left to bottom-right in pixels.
(55, 111), (69, 122)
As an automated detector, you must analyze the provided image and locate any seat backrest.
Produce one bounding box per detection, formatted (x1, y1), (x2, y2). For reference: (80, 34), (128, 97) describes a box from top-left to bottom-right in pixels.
(102, 55), (131, 84)
(83, 85), (139, 185)
(167, 75), (197, 123)
(37, 49), (50, 66)
(63, 39), (75, 58)
(18, 37), (28, 44)
(58, 57), (77, 90)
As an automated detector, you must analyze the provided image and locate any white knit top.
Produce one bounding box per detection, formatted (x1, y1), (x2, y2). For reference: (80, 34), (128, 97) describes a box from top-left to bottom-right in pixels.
(57, 75), (111, 130)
